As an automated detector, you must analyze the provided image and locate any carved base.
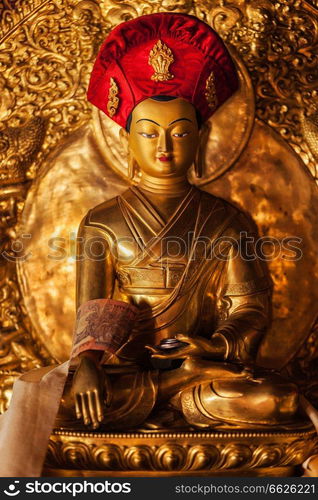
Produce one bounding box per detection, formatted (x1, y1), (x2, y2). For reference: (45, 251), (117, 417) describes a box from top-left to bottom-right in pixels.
(44, 422), (317, 477)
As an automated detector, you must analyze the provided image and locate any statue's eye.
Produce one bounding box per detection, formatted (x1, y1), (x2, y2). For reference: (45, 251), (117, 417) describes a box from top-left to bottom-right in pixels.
(140, 132), (157, 138)
(172, 132), (190, 138)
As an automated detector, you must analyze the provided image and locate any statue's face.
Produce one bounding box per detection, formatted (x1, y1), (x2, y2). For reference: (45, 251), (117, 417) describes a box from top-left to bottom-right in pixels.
(128, 97), (199, 178)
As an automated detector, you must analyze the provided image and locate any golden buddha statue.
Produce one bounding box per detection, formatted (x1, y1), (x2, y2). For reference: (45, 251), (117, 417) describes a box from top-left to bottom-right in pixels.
(56, 13), (299, 433)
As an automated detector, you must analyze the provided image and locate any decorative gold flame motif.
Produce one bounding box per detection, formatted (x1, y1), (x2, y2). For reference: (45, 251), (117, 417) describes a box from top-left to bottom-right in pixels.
(107, 77), (119, 117)
(148, 39), (174, 82)
(205, 72), (218, 109)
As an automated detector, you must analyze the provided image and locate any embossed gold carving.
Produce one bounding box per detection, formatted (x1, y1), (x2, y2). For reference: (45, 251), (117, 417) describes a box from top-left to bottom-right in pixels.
(205, 72), (218, 109)
(148, 40), (175, 82)
(0, 0), (103, 181)
(44, 426), (318, 475)
(107, 77), (119, 117)
(0, 118), (46, 186)
(301, 108), (318, 164)
(0, 183), (49, 410)
(208, 0), (318, 180)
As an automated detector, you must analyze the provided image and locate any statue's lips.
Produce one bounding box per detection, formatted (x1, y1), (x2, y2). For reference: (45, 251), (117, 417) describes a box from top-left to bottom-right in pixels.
(157, 155), (173, 162)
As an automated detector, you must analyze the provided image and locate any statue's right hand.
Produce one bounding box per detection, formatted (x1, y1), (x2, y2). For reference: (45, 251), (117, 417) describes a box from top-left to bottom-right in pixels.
(72, 355), (107, 429)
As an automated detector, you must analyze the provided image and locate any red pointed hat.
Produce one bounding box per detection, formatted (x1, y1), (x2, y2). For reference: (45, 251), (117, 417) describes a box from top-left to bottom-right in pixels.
(88, 13), (239, 128)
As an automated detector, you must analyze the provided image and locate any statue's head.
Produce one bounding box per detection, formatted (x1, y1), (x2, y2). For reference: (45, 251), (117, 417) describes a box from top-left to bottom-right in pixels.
(121, 96), (200, 179)
(87, 12), (238, 179)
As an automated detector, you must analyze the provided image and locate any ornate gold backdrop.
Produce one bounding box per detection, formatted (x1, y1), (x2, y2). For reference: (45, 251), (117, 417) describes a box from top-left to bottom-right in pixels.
(0, 0), (318, 414)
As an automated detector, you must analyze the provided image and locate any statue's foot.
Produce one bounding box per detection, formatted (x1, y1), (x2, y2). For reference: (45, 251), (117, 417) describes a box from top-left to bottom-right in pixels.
(181, 357), (251, 380)
(142, 407), (189, 430)
(179, 374), (299, 429)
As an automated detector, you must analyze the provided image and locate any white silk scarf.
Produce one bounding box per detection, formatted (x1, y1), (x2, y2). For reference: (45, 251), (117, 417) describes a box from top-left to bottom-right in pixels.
(0, 361), (69, 477)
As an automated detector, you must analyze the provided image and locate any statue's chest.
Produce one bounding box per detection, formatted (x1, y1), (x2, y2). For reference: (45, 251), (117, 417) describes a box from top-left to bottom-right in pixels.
(96, 188), (229, 294)
(113, 218), (219, 294)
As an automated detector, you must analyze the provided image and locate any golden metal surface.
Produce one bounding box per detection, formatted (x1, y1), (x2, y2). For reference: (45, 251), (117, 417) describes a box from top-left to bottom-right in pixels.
(0, 118), (46, 186)
(43, 424), (317, 476)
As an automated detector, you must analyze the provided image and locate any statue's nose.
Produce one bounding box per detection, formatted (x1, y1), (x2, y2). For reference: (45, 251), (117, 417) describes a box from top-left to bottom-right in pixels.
(158, 130), (172, 152)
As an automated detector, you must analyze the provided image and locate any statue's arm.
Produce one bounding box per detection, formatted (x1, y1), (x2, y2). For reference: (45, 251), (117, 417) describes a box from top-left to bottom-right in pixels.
(211, 214), (272, 363)
(76, 211), (115, 310)
(211, 291), (270, 363)
(75, 212), (116, 363)
(72, 212), (115, 428)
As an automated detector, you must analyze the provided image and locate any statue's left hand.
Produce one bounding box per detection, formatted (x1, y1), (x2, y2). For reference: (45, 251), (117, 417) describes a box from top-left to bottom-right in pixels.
(146, 334), (218, 360)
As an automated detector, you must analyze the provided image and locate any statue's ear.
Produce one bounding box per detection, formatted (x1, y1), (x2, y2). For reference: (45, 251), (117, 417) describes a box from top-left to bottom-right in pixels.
(119, 127), (129, 154)
(194, 122), (211, 178)
(199, 122), (211, 149)
(119, 127), (137, 180)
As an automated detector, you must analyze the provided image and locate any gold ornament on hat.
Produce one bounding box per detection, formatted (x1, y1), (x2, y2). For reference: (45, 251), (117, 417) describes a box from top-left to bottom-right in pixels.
(148, 40), (175, 82)
(205, 72), (218, 109)
(107, 77), (119, 117)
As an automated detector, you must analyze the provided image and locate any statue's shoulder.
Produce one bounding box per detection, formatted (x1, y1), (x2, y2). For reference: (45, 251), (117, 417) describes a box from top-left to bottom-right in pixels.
(88, 195), (121, 223)
(80, 191), (129, 237)
(198, 189), (257, 234)
(199, 189), (238, 218)
(199, 189), (232, 209)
